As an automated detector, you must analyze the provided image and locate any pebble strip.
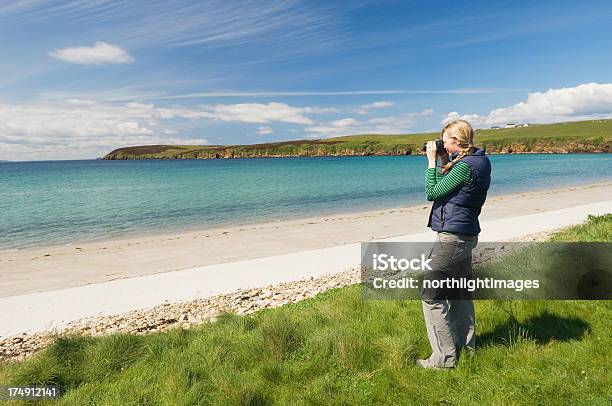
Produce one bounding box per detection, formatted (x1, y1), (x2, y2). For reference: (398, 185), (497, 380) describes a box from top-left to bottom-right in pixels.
(1, 270), (360, 361)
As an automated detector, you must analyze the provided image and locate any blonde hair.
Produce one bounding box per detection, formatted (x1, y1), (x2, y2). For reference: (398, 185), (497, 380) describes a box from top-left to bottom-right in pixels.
(440, 119), (476, 174)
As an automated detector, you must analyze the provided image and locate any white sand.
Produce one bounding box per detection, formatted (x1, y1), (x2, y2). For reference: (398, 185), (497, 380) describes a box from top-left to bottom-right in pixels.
(0, 182), (611, 338)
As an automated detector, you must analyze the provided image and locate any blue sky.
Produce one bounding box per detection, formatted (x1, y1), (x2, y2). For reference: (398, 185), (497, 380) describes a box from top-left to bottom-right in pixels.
(1, 0), (612, 161)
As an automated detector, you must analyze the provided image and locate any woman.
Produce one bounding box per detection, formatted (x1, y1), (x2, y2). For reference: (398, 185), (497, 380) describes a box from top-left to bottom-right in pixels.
(416, 119), (491, 369)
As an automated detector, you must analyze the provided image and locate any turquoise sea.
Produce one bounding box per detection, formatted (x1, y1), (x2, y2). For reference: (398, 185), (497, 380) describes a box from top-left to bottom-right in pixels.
(1, 154), (611, 250)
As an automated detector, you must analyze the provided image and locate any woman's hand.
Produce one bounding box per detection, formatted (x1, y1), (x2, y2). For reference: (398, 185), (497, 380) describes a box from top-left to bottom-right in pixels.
(426, 141), (437, 168)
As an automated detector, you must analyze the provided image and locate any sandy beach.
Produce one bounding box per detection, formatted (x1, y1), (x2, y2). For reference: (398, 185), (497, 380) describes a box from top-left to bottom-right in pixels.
(1, 181), (611, 298)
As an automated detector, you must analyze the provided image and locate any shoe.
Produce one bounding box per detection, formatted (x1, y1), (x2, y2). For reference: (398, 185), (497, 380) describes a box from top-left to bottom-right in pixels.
(415, 359), (430, 368)
(415, 358), (454, 369)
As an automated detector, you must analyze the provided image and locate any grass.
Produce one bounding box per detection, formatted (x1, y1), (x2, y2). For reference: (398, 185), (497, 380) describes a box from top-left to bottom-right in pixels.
(1, 215), (610, 405)
(103, 119), (612, 159)
(549, 213), (612, 242)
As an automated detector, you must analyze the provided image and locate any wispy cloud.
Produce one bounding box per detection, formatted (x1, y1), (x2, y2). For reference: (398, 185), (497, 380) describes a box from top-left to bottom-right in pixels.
(354, 101), (395, 115)
(9, 1), (352, 61)
(0, 0), (44, 15)
(432, 2), (612, 50)
(49, 41), (134, 65)
(256, 126), (274, 135)
(305, 109), (433, 137)
(145, 88), (498, 101)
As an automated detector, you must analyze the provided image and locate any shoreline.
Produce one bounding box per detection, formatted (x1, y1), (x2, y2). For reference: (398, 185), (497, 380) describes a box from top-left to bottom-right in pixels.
(1, 181), (611, 299)
(3, 178), (612, 254)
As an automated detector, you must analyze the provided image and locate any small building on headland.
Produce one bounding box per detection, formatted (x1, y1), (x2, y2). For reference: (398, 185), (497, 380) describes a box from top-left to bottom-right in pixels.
(502, 123), (529, 128)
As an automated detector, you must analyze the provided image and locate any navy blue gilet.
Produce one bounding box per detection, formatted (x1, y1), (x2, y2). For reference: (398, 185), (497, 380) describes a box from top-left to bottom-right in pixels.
(427, 148), (491, 236)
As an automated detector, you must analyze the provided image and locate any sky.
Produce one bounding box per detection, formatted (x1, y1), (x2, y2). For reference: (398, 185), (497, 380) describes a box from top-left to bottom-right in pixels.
(1, 0), (612, 161)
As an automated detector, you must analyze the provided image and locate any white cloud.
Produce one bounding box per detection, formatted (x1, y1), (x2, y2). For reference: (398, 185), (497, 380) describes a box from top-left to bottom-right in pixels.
(49, 41), (134, 65)
(0, 100), (210, 160)
(367, 109), (433, 131)
(331, 118), (360, 127)
(256, 126), (274, 135)
(443, 82), (612, 127)
(200, 102), (316, 124)
(0, 100), (333, 160)
(65, 98), (95, 105)
(442, 111), (485, 126)
(306, 109), (433, 137)
(354, 101), (395, 114)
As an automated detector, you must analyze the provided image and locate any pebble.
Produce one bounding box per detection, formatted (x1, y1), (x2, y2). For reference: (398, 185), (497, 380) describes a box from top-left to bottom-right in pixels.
(0, 268), (360, 360)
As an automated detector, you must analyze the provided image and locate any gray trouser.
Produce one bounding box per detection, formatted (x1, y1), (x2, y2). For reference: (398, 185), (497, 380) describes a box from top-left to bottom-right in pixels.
(421, 232), (477, 368)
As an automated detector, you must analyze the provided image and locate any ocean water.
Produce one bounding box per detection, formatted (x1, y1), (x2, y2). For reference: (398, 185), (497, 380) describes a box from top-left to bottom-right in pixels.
(1, 154), (611, 250)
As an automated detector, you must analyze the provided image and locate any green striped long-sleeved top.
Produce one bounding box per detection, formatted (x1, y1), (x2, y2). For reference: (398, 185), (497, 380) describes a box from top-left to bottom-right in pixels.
(425, 161), (472, 201)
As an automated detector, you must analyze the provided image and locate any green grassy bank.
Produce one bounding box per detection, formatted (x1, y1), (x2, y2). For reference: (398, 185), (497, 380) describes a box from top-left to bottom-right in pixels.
(1, 215), (610, 405)
(103, 119), (612, 160)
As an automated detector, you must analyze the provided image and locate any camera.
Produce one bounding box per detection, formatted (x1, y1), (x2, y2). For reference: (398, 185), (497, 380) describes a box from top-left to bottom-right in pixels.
(422, 139), (445, 153)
